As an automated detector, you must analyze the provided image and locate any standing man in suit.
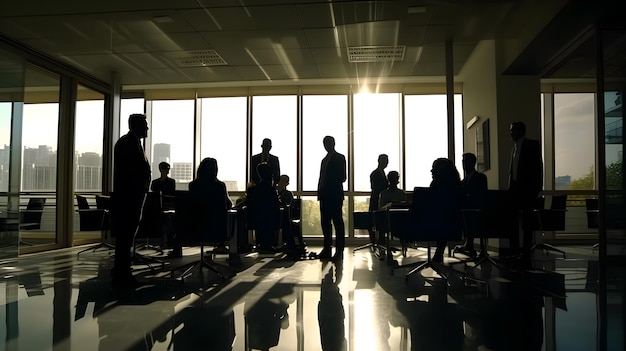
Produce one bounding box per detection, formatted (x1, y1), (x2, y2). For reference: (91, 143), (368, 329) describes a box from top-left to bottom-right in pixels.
(508, 121), (543, 258)
(455, 152), (487, 258)
(250, 138), (280, 186)
(111, 113), (151, 285)
(369, 154), (388, 246)
(317, 136), (347, 261)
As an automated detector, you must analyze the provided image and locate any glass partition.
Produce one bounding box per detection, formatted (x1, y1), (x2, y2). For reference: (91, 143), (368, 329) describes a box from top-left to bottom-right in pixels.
(20, 65), (61, 246)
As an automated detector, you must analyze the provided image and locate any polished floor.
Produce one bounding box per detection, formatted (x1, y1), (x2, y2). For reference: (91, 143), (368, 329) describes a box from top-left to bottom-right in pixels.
(0, 243), (614, 351)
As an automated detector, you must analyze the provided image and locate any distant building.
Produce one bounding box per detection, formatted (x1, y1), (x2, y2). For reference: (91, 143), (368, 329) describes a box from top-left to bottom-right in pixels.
(555, 175), (571, 190)
(22, 145), (57, 191)
(75, 152), (102, 191)
(0, 144), (9, 191)
(171, 162), (193, 183)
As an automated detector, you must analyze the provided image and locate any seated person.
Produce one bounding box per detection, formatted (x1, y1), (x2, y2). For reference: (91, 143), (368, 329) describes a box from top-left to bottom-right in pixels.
(378, 171), (409, 209)
(246, 163), (281, 253)
(150, 162), (176, 248)
(429, 158), (462, 263)
(454, 152), (487, 258)
(151, 161), (176, 195)
(169, 157), (231, 257)
(277, 174), (305, 259)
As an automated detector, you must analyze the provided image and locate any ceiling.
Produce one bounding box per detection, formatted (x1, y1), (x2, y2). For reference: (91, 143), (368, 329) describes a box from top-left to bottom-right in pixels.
(1, 0), (568, 87)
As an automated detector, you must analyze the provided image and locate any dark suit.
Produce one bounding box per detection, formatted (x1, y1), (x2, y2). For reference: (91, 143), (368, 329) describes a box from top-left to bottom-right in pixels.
(250, 153), (280, 185)
(112, 133), (151, 273)
(509, 137), (543, 254)
(318, 151), (347, 252)
(461, 171), (488, 247)
(369, 169), (387, 212)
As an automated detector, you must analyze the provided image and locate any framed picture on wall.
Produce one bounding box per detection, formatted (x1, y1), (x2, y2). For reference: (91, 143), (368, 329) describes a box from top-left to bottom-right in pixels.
(476, 119), (490, 172)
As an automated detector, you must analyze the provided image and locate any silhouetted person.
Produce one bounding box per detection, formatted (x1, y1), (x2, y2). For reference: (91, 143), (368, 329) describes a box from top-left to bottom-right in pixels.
(378, 171), (408, 209)
(317, 136), (347, 261)
(250, 138), (280, 186)
(188, 157), (232, 254)
(277, 174), (293, 207)
(508, 121), (543, 258)
(247, 162), (281, 253)
(150, 161), (175, 195)
(369, 154), (388, 244)
(277, 174), (302, 258)
(429, 158), (462, 262)
(454, 152), (487, 258)
(111, 113), (150, 285)
(318, 267), (347, 351)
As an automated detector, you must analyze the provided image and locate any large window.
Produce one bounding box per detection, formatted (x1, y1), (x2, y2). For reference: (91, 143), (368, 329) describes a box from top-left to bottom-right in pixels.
(251, 96), (297, 185)
(554, 93), (595, 190)
(404, 94), (462, 189)
(353, 93), (402, 192)
(151, 100), (195, 189)
(74, 86), (104, 192)
(200, 97), (247, 191)
(302, 95), (348, 191)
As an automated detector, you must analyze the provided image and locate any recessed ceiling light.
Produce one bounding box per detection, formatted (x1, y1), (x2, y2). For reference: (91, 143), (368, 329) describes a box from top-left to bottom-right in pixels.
(408, 6), (426, 14)
(153, 16), (174, 24)
(170, 50), (228, 67)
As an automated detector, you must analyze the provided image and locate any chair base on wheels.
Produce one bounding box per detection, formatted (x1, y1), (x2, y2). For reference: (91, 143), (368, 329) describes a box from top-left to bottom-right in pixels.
(531, 242), (566, 258)
(77, 241), (115, 255)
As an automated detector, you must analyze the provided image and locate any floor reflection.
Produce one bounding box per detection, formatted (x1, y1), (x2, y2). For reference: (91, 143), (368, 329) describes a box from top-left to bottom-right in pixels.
(0, 245), (618, 350)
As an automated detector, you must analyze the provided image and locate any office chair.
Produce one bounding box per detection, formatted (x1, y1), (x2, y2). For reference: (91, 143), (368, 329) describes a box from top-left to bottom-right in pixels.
(392, 187), (462, 282)
(135, 192), (165, 254)
(530, 195), (567, 258)
(19, 197), (46, 246)
(76, 194), (115, 255)
(170, 191), (236, 282)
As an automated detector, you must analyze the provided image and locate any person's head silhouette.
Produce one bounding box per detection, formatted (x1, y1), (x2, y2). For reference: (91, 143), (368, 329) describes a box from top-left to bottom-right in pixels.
(261, 138), (272, 154)
(462, 153), (477, 173)
(323, 136), (335, 153)
(128, 113), (148, 139)
(387, 171), (400, 186)
(197, 157), (218, 180)
(510, 121), (526, 142)
(378, 154), (389, 170)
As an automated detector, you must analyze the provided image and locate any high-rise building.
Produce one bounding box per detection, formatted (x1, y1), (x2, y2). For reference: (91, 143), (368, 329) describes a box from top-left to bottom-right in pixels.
(171, 162), (193, 183)
(75, 152), (102, 191)
(22, 145), (56, 191)
(0, 144), (9, 191)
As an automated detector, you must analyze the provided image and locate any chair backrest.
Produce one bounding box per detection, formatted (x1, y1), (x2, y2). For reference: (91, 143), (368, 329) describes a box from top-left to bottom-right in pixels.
(462, 190), (516, 238)
(95, 195), (111, 210)
(408, 187), (462, 241)
(174, 190), (228, 244)
(137, 192), (162, 238)
(76, 195), (90, 210)
(585, 198), (599, 229)
(21, 198), (46, 229)
(353, 212), (373, 230)
(550, 194), (567, 210)
(290, 198), (301, 221)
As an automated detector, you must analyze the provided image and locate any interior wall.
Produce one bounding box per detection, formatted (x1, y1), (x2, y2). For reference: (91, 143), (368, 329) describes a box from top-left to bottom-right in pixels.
(458, 40), (500, 188)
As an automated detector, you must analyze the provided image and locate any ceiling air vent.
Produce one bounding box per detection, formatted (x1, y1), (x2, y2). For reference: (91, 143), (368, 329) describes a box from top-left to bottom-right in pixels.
(171, 50), (228, 67)
(348, 46), (405, 63)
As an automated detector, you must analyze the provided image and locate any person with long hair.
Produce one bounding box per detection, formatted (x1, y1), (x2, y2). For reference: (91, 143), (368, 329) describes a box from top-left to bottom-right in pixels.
(429, 158), (462, 262)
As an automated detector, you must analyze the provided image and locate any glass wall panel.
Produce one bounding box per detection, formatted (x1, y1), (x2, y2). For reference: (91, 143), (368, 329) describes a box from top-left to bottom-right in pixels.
(353, 93), (401, 192)
(0, 102), (11, 193)
(302, 95), (348, 191)
(73, 86), (104, 243)
(554, 93), (596, 191)
(0, 48), (23, 258)
(150, 100), (195, 190)
(74, 87), (104, 192)
(251, 96), (297, 186)
(404, 95), (450, 189)
(120, 98), (144, 138)
(200, 97), (247, 191)
(21, 65), (61, 246)
(300, 195), (348, 237)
